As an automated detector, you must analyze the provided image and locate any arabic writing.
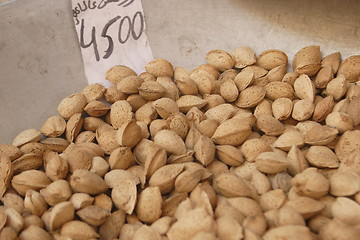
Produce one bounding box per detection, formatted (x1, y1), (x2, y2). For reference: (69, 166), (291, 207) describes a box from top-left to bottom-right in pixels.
(73, 0), (135, 25)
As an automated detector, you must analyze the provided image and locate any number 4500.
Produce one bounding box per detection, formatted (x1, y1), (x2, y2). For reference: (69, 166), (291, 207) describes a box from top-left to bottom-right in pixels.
(80, 11), (144, 61)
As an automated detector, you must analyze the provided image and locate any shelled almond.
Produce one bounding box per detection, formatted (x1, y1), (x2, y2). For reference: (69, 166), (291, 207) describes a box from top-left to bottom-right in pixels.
(1, 45), (360, 239)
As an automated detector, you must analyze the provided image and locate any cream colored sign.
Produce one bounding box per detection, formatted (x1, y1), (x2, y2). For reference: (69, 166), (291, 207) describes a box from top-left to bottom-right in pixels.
(72, 0), (153, 87)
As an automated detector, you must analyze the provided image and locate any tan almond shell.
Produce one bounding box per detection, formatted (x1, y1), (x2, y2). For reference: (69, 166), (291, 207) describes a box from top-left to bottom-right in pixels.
(206, 49), (235, 71)
(12, 170), (51, 196)
(83, 100), (110, 117)
(263, 225), (313, 240)
(12, 153), (43, 174)
(337, 55), (360, 82)
(235, 86), (266, 108)
(240, 139), (272, 163)
(335, 130), (360, 162)
(81, 83), (106, 103)
(214, 172), (253, 198)
(156, 76), (180, 101)
(20, 225), (52, 240)
(232, 46), (256, 69)
(136, 186), (162, 224)
(69, 169), (108, 195)
(148, 164), (184, 194)
(12, 129), (41, 147)
(111, 179), (137, 214)
(65, 113), (83, 143)
(314, 66), (333, 88)
(287, 145), (309, 176)
(325, 74), (348, 100)
(255, 152), (289, 174)
(264, 81), (295, 101)
(220, 80), (239, 102)
(273, 130), (305, 151)
(294, 74), (316, 102)
(154, 130), (186, 155)
(145, 58), (174, 78)
(106, 65), (136, 84)
(234, 67), (255, 91)
(40, 116), (66, 138)
(304, 125), (338, 146)
(116, 119), (142, 148)
(110, 100), (133, 129)
(256, 49), (288, 70)
(104, 85), (128, 103)
(60, 220), (99, 239)
(266, 64), (287, 82)
(212, 118), (252, 146)
(176, 95), (208, 113)
(98, 210), (125, 240)
(272, 98), (293, 121)
(193, 135), (216, 166)
(0, 158), (13, 198)
(190, 69), (216, 95)
(321, 52), (341, 74)
(76, 205), (110, 227)
(57, 93), (87, 120)
(256, 114), (285, 136)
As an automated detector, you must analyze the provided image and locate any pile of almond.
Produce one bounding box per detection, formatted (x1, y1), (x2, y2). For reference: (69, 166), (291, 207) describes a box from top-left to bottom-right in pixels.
(1, 45), (360, 240)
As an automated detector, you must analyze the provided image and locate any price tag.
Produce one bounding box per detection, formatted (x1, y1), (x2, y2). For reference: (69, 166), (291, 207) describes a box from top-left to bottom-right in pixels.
(72, 0), (153, 87)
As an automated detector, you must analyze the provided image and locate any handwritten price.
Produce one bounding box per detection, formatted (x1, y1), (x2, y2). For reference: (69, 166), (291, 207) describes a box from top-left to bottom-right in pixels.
(79, 11), (144, 62)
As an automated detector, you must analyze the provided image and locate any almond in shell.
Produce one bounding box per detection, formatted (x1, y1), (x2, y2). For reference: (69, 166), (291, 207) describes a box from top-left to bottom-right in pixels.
(136, 186), (162, 223)
(235, 85), (265, 108)
(305, 146), (340, 168)
(154, 130), (186, 155)
(111, 178), (137, 214)
(105, 65), (136, 84)
(149, 164), (184, 194)
(40, 115), (66, 138)
(255, 152), (289, 174)
(57, 93), (87, 120)
(212, 118), (252, 146)
(81, 83), (105, 102)
(70, 169), (108, 195)
(256, 114), (285, 136)
(294, 74), (316, 102)
(12, 129), (41, 147)
(232, 46), (256, 68)
(256, 49), (288, 70)
(337, 55), (360, 82)
(145, 58), (174, 78)
(293, 45), (322, 76)
(206, 49), (235, 71)
(60, 220), (99, 240)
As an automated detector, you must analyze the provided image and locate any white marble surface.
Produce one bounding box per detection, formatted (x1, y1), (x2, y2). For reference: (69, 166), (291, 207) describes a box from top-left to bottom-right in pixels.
(0, 0), (359, 143)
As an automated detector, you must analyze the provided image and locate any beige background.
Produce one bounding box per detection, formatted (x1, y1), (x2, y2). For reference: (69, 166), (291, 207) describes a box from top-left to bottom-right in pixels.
(0, 0), (359, 144)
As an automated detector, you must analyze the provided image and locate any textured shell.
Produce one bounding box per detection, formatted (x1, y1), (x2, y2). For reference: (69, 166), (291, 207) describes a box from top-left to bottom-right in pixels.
(206, 49), (235, 71)
(12, 129), (41, 147)
(256, 49), (288, 70)
(235, 86), (266, 108)
(145, 58), (174, 78)
(232, 46), (257, 68)
(110, 100), (133, 129)
(256, 114), (285, 136)
(212, 118), (252, 146)
(81, 83), (106, 102)
(40, 116), (66, 138)
(337, 55), (360, 82)
(154, 130), (186, 155)
(105, 65), (136, 84)
(57, 93), (87, 120)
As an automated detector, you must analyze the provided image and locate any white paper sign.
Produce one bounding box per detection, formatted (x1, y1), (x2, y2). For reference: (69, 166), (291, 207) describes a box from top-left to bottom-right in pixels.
(72, 0), (153, 87)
